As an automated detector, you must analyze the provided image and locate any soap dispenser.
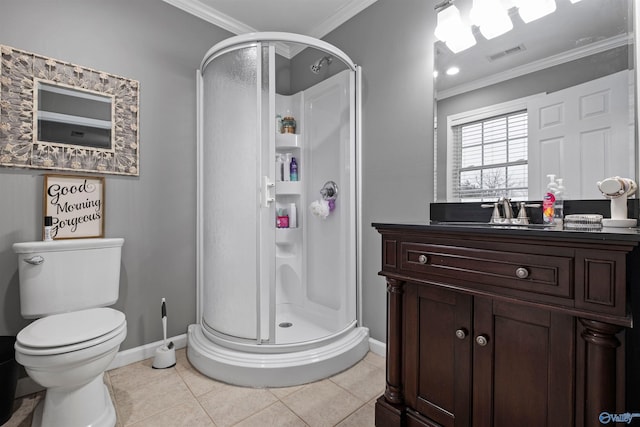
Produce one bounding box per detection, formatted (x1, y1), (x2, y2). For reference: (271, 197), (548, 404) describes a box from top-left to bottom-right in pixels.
(554, 178), (565, 224)
(543, 174), (557, 224)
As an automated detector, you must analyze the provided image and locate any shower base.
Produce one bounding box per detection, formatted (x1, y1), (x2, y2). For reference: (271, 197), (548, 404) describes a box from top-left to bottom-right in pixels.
(187, 323), (370, 387)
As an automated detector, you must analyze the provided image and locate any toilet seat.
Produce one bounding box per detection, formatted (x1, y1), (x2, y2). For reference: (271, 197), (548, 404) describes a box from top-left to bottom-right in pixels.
(16, 308), (126, 356)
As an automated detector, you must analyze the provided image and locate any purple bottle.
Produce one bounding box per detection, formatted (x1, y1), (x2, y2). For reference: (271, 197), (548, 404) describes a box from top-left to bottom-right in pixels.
(290, 157), (298, 181)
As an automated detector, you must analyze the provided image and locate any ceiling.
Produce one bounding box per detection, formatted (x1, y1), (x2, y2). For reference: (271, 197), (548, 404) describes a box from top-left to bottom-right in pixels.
(436, 0), (631, 98)
(163, 0), (378, 57)
(162, 0), (630, 85)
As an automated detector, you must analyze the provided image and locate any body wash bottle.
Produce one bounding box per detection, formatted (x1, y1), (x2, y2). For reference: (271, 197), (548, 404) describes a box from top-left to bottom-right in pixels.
(290, 157), (298, 181)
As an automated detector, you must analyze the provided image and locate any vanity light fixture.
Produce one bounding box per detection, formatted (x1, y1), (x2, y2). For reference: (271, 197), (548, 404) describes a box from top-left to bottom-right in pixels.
(434, 1), (477, 53)
(470, 0), (513, 40)
(517, 0), (556, 23)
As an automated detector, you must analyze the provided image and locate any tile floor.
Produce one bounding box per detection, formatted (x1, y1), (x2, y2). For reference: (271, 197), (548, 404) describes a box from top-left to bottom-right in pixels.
(4, 349), (385, 427)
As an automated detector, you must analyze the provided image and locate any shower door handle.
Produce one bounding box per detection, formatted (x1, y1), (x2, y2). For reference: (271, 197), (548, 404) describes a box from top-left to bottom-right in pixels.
(262, 176), (275, 207)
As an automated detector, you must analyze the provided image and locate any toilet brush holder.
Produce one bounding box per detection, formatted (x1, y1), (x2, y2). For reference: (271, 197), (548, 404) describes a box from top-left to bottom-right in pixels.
(152, 343), (176, 369)
(152, 298), (175, 369)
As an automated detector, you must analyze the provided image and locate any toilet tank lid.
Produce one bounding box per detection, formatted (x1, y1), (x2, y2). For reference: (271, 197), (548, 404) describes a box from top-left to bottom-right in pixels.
(13, 238), (124, 254)
(17, 308), (125, 348)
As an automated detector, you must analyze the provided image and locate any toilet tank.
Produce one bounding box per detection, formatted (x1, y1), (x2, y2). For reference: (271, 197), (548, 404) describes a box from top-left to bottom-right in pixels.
(12, 238), (124, 318)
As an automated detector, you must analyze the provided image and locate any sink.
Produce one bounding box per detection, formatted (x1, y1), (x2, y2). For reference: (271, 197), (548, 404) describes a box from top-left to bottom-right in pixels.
(430, 221), (556, 230)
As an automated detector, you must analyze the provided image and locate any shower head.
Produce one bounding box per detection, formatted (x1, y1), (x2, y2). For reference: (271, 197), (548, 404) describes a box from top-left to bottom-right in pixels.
(310, 56), (333, 74)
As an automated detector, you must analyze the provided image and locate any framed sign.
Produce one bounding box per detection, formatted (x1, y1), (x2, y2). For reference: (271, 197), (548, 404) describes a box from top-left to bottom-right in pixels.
(43, 174), (105, 239)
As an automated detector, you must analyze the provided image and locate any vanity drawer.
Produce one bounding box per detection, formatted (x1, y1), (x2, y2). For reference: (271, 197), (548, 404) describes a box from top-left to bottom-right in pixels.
(400, 242), (573, 299)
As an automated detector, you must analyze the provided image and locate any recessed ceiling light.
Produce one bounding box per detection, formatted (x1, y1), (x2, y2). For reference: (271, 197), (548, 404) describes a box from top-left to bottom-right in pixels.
(446, 67), (460, 76)
(433, 70), (439, 78)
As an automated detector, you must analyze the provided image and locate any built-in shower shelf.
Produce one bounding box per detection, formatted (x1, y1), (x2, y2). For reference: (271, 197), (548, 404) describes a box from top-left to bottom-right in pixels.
(276, 181), (302, 195)
(276, 133), (300, 149)
(276, 227), (300, 244)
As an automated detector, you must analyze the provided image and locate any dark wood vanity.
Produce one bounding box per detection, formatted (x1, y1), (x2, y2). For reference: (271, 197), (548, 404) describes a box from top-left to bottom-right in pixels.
(373, 223), (640, 427)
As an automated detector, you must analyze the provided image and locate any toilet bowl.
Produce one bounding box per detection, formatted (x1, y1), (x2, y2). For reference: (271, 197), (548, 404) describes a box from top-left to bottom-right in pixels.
(15, 308), (126, 427)
(13, 238), (126, 427)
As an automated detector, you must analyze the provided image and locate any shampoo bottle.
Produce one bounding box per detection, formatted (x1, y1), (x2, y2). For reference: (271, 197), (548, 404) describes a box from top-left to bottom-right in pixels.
(543, 174), (557, 224)
(289, 203), (297, 228)
(290, 157), (298, 181)
(275, 154), (284, 181)
(284, 154), (291, 182)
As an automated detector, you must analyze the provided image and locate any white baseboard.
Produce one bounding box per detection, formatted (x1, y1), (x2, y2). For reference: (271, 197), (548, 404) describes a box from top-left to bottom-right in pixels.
(16, 333), (382, 398)
(15, 334), (188, 398)
(107, 333), (188, 370)
(368, 337), (386, 357)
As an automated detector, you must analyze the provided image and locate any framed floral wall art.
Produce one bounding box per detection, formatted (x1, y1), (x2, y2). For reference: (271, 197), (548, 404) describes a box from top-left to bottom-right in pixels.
(0, 45), (140, 175)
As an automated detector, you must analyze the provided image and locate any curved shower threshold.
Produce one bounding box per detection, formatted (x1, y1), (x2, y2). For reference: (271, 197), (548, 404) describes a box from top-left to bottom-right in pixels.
(187, 324), (370, 388)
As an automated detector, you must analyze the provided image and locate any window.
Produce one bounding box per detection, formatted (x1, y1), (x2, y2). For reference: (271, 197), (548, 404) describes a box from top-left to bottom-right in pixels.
(451, 110), (528, 201)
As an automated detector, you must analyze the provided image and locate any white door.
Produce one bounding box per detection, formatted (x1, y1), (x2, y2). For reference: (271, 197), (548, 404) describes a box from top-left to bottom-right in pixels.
(528, 70), (633, 199)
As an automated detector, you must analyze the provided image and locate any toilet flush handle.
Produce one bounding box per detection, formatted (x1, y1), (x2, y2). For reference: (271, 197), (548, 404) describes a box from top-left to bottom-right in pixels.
(24, 255), (44, 265)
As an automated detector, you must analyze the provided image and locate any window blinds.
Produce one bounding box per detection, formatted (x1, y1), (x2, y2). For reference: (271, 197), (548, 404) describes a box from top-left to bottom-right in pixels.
(451, 111), (528, 202)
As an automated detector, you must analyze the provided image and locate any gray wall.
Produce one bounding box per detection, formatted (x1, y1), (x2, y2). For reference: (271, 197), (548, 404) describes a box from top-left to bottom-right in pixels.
(0, 0), (435, 349)
(0, 0), (232, 349)
(322, 0), (436, 341)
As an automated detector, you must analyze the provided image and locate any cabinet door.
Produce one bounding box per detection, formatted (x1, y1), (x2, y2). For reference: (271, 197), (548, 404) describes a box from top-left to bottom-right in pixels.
(473, 298), (575, 427)
(405, 284), (473, 427)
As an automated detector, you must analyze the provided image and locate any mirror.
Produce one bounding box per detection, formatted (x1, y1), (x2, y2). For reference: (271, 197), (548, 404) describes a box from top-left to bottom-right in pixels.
(0, 44), (140, 175)
(37, 82), (113, 149)
(434, 0), (635, 202)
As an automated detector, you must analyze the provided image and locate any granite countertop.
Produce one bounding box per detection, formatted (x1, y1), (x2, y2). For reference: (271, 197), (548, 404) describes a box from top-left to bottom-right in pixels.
(372, 221), (640, 243)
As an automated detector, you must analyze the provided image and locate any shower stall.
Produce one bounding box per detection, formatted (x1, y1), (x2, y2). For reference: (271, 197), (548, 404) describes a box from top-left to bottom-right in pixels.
(187, 33), (369, 387)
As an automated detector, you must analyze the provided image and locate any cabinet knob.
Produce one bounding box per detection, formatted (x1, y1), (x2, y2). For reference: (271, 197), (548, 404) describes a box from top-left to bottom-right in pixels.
(515, 267), (529, 279)
(455, 328), (468, 339)
(418, 254), (428, 264)
(475, 335), (489, 346)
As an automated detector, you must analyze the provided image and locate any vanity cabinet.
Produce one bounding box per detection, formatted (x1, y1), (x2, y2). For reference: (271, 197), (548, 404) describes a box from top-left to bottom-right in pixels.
(373, 224), (639, 427)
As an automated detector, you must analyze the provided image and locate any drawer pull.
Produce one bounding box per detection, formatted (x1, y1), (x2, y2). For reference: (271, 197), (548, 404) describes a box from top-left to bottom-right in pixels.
(455, 328), (468, 340)
(475, 335), (489, 347)
(515, 267), (529, 279)
(417, 254), (428, 264)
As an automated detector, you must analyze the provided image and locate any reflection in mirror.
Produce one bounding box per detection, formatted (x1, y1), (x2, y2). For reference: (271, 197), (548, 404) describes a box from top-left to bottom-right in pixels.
(37, 82), (114, 149)
(434, 0), (635, 202)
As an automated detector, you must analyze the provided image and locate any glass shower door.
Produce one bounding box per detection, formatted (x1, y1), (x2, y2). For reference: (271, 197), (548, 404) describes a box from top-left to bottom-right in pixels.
(200, 44), (275, 342)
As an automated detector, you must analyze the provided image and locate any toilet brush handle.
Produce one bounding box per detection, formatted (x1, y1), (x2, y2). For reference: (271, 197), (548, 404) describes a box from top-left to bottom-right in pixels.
(162, 316), (167, 346)
(161, 298), (167, 347)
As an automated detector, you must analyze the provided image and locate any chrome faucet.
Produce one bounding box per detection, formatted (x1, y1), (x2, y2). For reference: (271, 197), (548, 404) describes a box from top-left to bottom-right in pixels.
(499, 197), (514, 220)
(482, 198), (542, 224)
(481, 197), (514, 223)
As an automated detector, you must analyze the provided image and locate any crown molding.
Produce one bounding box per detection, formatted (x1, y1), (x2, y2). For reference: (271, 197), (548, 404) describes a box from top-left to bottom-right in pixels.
(163, 0), (377, 59)
(163, 0), (254, 34)
(308, 0), (378, 39)
(437, 33), (632, 100)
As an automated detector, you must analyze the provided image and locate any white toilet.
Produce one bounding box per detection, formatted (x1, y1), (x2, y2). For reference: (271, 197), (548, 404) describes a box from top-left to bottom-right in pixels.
(12, 238), (126, 427)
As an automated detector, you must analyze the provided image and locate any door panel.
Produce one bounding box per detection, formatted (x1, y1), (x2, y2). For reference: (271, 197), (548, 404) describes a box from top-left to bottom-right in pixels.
(406, 284), (472, 427)
(201, 45), (276, 342)
(473, 298), (575, 427)
(528, 70), (632, 199)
